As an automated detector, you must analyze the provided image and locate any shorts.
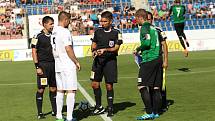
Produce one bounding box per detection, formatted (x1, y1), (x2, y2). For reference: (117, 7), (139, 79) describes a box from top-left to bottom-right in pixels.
(174, 22), (185, 37)
(90, 57), (117, 83)
(138, 57), (162, 87)
(37, 62), (56, 89)
(56, 69), (77, 91)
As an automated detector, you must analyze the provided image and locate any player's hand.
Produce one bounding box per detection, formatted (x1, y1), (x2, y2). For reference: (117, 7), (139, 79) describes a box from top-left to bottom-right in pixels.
(133, 49), (138, 55)
(97, 48), (107, 56)
(163, 61), (168, 69)
(36, 68), (43, 75)
(75, 62), (81, 71)
(92, 51), (98, 58)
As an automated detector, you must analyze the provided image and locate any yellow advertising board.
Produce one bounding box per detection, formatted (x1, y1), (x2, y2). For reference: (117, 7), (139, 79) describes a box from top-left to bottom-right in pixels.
(0, 50), (14, 61)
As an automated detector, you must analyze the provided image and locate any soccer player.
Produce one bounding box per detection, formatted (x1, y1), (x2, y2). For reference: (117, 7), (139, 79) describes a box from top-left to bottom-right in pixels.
(31, 16), (56, 119)
(135, 9), (162, 120)
(51, 11), (81, 121)
(90, 11), (123, 117)
(168, 0), (189, 57)
(147, 11), (168, 111)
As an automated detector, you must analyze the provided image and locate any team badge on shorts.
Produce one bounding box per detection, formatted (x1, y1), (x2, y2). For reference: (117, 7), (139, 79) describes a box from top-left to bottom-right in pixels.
(109, 41), (114, 47)
(40, 78), (47, 86)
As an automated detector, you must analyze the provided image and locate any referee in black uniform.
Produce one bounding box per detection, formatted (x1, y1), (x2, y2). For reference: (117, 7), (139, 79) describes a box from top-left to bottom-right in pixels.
(31, 16), (56, 119)
(90, 11), (123, 117)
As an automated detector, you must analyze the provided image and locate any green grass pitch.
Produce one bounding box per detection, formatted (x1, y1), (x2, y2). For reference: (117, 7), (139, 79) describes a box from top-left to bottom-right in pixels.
(0, 50), (215, 121)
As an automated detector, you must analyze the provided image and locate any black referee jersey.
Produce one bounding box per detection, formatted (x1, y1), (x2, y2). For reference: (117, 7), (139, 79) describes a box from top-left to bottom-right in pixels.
(92, 27), (123, 57)
(31, 30), (54, 62)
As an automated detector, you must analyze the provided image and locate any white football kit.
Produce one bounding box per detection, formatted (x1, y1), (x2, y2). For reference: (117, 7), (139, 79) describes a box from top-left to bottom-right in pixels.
(51, 26), (77, 90)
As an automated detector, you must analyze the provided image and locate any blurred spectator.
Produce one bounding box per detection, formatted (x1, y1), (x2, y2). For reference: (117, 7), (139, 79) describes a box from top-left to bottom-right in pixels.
(120, 15), (127, 29)
(187, 1), (193, 13)
(126, 14), (132, 29)
(0, 23), (6, 35)
(90, 10), (99, 25)
(112, 16), (120, 29)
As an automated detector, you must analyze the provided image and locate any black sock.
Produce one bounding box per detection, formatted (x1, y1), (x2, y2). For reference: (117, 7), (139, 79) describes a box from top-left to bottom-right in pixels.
(49, 91), (56, 113)
(179, 37), (186, 49)
(139, 87), (152, 114)
(161, 87), (167, 109)
(152, 89), (162, 114)
(93, 87), (102, 107)
(182, 32), (187, 40)
(107, 89), (114, 109)
(36, 92), (43, 114)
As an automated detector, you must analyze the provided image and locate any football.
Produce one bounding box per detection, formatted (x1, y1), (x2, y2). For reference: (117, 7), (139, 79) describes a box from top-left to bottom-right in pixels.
(78, 101), (90, 112)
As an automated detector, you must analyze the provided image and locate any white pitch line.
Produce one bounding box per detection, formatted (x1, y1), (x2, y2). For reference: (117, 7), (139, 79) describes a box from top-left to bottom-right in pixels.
(77, 82), (113, 121)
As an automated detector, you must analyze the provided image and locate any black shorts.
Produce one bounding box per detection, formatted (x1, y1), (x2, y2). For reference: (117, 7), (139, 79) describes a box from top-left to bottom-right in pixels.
(138, 57), (162, 87)
(90, 57), (117, 83)
(37, 62), (56, 89)
(174, 22), (185, 37)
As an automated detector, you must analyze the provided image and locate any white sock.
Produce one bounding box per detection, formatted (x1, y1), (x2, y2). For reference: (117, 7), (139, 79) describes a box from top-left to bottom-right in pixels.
(56, 92), (64, 119)
(66, 92), (75, 120)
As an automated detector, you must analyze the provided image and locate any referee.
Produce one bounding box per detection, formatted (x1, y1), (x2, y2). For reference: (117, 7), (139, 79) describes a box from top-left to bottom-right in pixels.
(90, 11), (123, 117)
(31, 16), (56, 119)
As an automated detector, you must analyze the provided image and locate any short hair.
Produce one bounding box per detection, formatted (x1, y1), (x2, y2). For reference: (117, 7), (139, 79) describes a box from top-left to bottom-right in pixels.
(42, 16), (54, 26)
(175, 0), (180, 3)
(101, 11), (113, 20)
(147, 11), (153, 20)
(135, 9), (147, 20)
(58, 11), (71, 21)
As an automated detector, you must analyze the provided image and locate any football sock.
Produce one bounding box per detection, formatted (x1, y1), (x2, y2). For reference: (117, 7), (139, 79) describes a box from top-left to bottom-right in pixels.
(139, 87), (152, 114)
(56, 92), (64, 119)
(36, 92), (43, 114)
(152, 89), (162, 114)
(107, 89), (114, 108)
(66, 92), (75, 120)
(49, 91), (56, 113)
(179, 36), (186, 49)
(182, 32), (187, 40)
(93, 87), (102, 107)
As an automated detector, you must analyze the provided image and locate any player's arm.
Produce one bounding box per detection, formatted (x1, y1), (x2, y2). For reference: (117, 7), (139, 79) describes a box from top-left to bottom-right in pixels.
(168, 6), (173, 18)
(91, 31), (98, 58)
(31, 37), (43, 75)
(65, 45), (81, 71)
(140, 25), (151, 50)
(161, 41), (168, 69)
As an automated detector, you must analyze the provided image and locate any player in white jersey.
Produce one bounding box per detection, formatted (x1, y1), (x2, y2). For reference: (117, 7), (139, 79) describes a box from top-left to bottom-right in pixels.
(51, 11), (81, 121)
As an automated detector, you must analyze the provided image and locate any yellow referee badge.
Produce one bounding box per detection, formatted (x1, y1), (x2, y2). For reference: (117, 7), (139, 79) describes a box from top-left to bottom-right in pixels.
(31, 38), (38, 45)
(40, 78), (47, 86)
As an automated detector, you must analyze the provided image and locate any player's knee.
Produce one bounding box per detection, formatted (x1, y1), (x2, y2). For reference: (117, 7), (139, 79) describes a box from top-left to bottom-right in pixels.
(154, 87), (160, 90)
(49, 87), (56, 92)
(37, 88), (45, 93)
(138, 86), (148, 93)
(91, 81), (100, 89)
(106, 83), (113, 91)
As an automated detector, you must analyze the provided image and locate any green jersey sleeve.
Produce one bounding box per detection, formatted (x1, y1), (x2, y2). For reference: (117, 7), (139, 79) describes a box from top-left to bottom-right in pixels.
(140, 24), (151, 50)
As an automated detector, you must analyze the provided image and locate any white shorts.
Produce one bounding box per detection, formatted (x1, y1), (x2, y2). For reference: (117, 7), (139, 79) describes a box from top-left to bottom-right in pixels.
(56, 70), (77, 90)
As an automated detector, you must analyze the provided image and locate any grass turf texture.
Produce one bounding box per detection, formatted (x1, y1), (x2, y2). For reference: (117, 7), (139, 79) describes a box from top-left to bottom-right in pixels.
(0, 50), (215, 121)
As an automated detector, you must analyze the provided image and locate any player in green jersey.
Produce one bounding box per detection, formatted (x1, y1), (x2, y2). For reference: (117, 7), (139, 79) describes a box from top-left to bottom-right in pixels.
(168, 0), (189, 57)
(135, 9), (163, 120)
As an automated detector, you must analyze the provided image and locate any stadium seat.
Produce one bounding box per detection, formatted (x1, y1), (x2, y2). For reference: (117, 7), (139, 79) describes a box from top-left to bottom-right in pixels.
(203, 19), (208, 25)
(200, 25), (205, 29)
(192, 19), (197, 25)
(205, 25), (210, 29)
(133, 27), (139, 33)
(198, 19), (203, 25)
(167, 26), (172, 31)
(128, 28), (133, 33)
(186, 20), (192, 25)
(122, 28), (127, 33)
(160, 21), (165, 26)
(166, 21), (171, 26)
(211, 24), (215, 29)
(185, 26), (188, 30)
(195, 25), (199, 29)
(162, 27), (167, 31)
(189, 26), (194, 30)
(154, 21), (159, 27)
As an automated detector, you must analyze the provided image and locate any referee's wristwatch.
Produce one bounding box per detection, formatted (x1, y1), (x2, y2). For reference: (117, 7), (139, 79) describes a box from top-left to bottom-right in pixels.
(35, 63), (40, 69)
